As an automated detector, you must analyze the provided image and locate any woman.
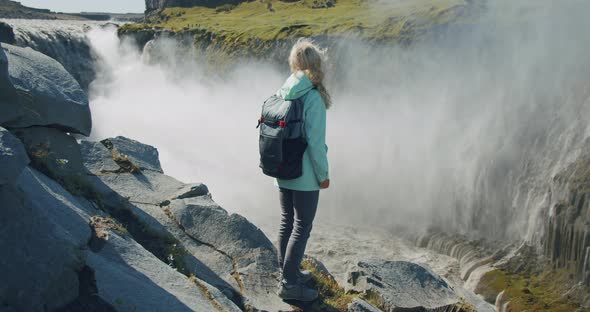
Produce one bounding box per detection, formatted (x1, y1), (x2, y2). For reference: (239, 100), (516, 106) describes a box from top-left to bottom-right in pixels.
(275, 39), (331, 302)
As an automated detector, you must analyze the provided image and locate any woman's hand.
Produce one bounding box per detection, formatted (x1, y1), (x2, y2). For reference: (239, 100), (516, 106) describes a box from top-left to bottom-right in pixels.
(319, 179), (330, 189)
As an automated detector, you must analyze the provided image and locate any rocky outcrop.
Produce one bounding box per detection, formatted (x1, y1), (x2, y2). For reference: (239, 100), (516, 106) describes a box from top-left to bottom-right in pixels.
(0, 44), (91, 135)
(0, 127), (29, 185)
(0, 43), (16, 102)
(347, 260), (493, 312)
(85, 219), (241, 312)
(0, 22), (15, 44)
(545, 152), (590, 286)
(5, 19), (99, 90)
(0, 167), (95, 311)
(76, 137), (291, 311)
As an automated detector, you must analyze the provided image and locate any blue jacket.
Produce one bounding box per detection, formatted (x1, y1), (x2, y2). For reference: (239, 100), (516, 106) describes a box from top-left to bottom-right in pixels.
(275, 71), (329, 191)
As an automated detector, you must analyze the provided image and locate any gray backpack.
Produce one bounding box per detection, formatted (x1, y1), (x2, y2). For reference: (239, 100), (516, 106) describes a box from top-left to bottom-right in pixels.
(257, 94), (307, 179)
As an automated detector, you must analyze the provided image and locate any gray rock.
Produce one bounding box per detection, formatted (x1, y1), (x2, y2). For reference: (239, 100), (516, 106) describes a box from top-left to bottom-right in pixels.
(169, 196), (291, 311)
(348, 298), (383, 312)
(101, 136), (163, 173)
(0, 167), (95, 311)
(12, 127), (85, 177)
(347, 260), (464, 311)
(0, 22), (15, 44)
(0, 127), (29, 185)
(0, 44), (16, 106)
(0, 44), (91, 135)
(86, 227), (241, 312)
(79, 136), (291, 311)
(79, 140), (120, 174)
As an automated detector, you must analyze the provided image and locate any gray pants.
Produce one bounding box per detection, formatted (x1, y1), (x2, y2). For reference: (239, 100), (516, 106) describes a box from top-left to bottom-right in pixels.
(278, 187), (319, 284)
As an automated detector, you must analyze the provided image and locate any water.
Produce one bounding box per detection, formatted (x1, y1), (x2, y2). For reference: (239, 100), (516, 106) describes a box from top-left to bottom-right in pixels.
(1, 19), (118, 88)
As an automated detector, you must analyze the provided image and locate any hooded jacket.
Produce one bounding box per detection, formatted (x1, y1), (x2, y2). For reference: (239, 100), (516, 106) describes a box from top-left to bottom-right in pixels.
(275, 71), (329, 191)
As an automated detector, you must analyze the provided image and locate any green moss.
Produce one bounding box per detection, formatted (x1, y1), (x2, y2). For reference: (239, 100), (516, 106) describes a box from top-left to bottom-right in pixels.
(300, 259), (360, 311)
(478, 267), (589, 312)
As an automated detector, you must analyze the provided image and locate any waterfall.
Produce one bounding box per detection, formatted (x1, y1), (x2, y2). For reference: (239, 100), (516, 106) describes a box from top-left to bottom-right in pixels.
(1, 19), (117, 89)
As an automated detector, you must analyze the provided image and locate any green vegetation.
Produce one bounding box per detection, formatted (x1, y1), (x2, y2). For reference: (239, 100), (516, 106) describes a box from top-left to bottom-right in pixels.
(300, 258), (362, 311)
(90, 215), (128, 236)
(478, 267), (590, 312)
(136, 0), (472, 41)
(120, 0), (481, 68)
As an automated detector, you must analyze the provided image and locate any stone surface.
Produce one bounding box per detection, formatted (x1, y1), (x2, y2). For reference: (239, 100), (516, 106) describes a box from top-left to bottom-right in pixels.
(347, 260), (469, 311)
(0, 44), (91, 135)
(79, 140), (120, 174)
(86, 228), (241, 312)
(101, 136), (163, 172)
(545, 154), (590, 286)
(0, 127), (29, 185)
(348, 298), (383, 312)
(12, 127), (85, 177)
(0, 167), (95, 311)
(79, 136), (291, 311)
(0, 43), (16, 104)
(0, 22), (15, 44)
(169, 196), (290, 310)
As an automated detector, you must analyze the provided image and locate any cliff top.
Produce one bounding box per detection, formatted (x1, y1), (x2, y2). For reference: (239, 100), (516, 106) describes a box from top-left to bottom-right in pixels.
(133, 0), (479, 42)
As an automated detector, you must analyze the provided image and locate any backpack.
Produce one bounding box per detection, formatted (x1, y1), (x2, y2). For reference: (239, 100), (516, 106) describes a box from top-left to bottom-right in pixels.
(257, 94), (307, 180)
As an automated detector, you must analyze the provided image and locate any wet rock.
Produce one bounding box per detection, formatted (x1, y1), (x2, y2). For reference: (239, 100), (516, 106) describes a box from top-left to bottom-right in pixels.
(0, 44), (91, 135)
(0, 127), (29, 185)
(0, 168), (94, 311)
(546, 154), (590, 286)
(348, 298), (383, 312)
(347, 260), (493, 312)
(0, 22), (15, 44)
(0, 43), (16, 104)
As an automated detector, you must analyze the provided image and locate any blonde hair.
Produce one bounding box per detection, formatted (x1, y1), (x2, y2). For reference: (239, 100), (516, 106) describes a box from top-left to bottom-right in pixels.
(288, 38), (332, 109)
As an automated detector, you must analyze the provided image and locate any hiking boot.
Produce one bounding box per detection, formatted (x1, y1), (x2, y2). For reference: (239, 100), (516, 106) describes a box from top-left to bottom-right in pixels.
(297, 270), (313, 284)
(277, 281), (319, 302)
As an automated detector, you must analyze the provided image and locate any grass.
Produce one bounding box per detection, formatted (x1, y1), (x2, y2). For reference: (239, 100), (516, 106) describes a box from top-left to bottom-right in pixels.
(90, 215), (128, 237)
(477, 267), (590, 312)
(299, 259), (363, 311)
(120, 0), (479, 68)
(140, 0), (471, 40)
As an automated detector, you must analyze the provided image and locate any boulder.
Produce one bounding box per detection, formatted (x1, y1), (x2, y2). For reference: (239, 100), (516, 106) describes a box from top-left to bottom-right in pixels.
(0, 44), (91, 135)
(100, 137), (163, 173)
(348, 298), (383, 312)
(0, 22), (15, 44)
(347, 260), (483, 312)
(0, 43), (16, 103)
(168, 196), (290, 310)
(79, 137), (292, 311)
(12, 127), (85, 177)
(85, 223), (241, 312)
(0, 127), (29, 185)
(0, 167), (95, 311)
